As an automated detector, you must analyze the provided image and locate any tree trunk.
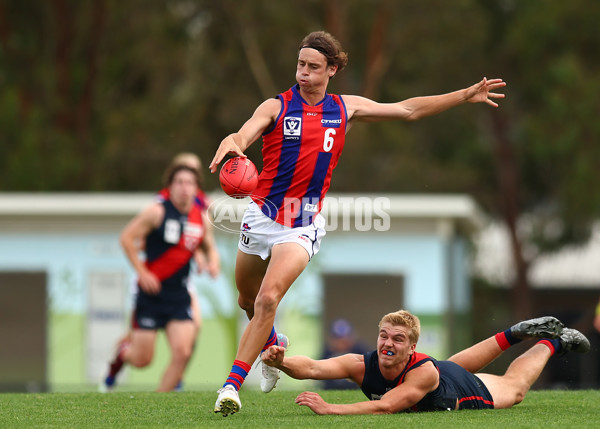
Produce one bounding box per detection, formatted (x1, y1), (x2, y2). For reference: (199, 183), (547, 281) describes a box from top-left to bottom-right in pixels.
(51, 0), (74, 133)
(489, 111), (532, 321)
(324, 0), (349, 92)
(76, 0), (106, 188)
(0, 2), (34, 121)
(225, 0), (277, 99)
(361, 0), (392, 99)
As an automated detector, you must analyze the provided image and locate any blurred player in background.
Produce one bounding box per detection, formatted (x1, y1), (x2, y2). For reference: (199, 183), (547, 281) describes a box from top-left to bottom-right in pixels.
(208, 30), (506, 415)
(101, 160), (218, 392)
(262, 311), (590, 414)
(154, 153), (220, 391)
(156, 153), (220, 357)
(321, 319), (369, 390)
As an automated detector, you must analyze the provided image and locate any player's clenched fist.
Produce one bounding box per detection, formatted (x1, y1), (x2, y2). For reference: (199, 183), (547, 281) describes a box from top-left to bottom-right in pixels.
(261, 345), (286, 367)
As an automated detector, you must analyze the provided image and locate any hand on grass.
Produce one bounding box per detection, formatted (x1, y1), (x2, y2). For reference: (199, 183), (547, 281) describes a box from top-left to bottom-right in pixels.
(295, 391), (331, 415)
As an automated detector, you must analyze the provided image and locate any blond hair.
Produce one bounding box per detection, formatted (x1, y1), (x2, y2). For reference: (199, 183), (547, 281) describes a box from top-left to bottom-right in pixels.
(171, 152), (201, 170)
(162, 152), (203, 187)
(379, 310), (421, 344)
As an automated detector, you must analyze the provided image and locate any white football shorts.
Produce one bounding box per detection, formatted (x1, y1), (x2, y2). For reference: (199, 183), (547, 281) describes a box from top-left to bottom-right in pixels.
(238, 201), (326, 260)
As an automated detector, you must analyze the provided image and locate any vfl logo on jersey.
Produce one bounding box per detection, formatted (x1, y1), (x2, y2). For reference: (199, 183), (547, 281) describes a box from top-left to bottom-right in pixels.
(283, 116), (302, 139)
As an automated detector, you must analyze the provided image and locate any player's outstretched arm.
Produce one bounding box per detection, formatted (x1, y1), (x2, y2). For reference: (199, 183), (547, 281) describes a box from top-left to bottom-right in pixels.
(345, 77), (506, 123)
(295, 391), (391, 415)
(262, 345), (362, 382)
(296, 361), (440, 415)
(208, 98), (280, 173)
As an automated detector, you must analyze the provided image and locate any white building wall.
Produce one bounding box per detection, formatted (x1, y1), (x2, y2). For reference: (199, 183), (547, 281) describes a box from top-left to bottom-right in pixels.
(0, 192), (478, 389)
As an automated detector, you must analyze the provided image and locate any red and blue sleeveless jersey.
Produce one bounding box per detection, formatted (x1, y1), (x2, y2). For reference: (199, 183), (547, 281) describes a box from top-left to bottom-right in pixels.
(360, 350), (495, 412)
(143, 199), (204, 302)
(252, 84), (348, 227)
(361, 351), (434, 402)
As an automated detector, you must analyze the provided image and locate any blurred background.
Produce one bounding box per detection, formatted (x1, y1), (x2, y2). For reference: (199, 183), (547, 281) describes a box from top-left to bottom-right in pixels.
(0, 0), (599, 392)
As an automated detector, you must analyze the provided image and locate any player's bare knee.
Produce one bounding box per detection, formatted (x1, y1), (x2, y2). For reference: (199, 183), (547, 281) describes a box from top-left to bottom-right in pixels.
(238, 295), (255, 315)
(130, 355), (153, 368)
(253, 292), (279, 317)
(513, 391), (525, 405)
(172, 346), (193, 363)
(514, 384), (530, 405)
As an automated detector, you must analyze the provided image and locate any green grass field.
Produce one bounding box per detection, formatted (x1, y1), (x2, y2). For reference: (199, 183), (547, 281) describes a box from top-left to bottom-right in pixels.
(1, 389), (599, 428)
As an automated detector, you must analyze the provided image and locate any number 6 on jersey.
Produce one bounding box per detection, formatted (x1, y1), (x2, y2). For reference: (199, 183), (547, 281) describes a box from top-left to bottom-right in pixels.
(323, 128), (336, 152)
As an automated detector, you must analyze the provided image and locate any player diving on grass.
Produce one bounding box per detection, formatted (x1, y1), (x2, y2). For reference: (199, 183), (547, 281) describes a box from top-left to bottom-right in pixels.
(208, 30), (506, 416)
(261, 311), (590, 414)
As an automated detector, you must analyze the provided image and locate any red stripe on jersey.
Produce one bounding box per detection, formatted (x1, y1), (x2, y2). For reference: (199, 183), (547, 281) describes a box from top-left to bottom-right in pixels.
(145, 203), (204, 281)
(397, 352), (434, 385)
(253, 95), (290, 212)
(253, 85), (347, 227)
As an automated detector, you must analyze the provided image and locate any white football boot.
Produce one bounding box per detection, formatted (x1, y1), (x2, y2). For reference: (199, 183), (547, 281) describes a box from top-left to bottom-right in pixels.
(214, 385), (241, 416)
(260, 333), (289, 393)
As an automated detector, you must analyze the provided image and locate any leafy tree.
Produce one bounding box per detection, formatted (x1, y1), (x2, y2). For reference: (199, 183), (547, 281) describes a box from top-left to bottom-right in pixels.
(472, 0), (600, 318)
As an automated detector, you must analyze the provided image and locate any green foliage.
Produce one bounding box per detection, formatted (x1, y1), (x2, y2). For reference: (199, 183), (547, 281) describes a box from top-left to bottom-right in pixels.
(490, 0), (600, 253)
(0, 390), (599, 428)
(1, 0), (599, 261)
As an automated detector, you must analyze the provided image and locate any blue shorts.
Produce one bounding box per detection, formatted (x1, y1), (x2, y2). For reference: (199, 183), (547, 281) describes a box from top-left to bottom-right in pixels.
(437, 361), (495, 410)
(133, 294), (192, 330)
